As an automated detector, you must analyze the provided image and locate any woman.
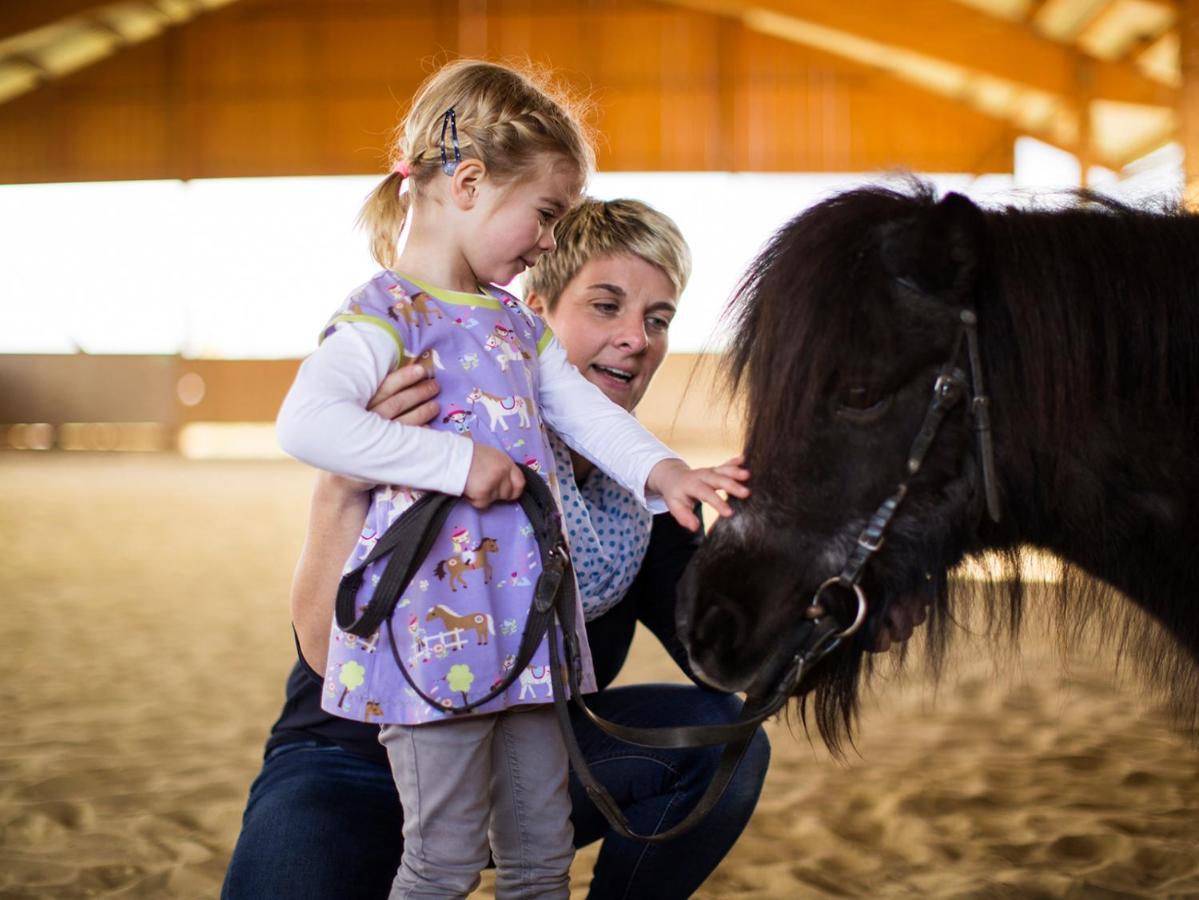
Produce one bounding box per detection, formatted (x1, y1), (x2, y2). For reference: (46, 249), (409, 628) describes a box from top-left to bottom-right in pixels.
(223, 198), (770, 899)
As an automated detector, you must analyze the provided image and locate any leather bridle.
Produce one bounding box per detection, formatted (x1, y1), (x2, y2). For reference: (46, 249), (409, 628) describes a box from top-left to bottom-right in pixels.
(756, 304), (1002, 696)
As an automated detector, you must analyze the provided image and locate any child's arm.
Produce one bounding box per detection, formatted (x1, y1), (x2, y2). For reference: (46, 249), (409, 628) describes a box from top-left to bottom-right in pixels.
(536, 337), (749, 530)
(278, 324), (522, 508)
(644, 455), (750, 532)
(535, 337), (675, 506)
(276, 324), (475, 493)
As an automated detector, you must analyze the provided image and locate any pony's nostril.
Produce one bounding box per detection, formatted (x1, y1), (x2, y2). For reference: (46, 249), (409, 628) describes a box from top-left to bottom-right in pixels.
(694, 600), (746, 654)
(694, 605), (723, 645)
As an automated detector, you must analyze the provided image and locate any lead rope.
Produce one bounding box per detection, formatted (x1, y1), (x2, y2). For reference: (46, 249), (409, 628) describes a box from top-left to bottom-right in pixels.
(334, 466), (858, 841)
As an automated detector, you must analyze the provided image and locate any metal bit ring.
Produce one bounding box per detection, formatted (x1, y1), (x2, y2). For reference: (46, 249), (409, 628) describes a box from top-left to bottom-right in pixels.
(811, 577), (868, 639)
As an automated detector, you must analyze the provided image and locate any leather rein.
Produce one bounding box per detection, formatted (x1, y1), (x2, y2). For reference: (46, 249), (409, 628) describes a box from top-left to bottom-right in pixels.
(333, 307), (998, 842)
(337, 469), (848, 843)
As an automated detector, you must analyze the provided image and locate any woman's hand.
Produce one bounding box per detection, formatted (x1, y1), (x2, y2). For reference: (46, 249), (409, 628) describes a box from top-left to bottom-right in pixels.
(646, 455), (751, 532)
(869, 587), (932, 652)
(368, 362), (441, 425)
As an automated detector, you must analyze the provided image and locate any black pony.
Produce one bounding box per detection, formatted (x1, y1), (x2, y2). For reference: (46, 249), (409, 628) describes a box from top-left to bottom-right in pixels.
(677, 179), (1199, 749)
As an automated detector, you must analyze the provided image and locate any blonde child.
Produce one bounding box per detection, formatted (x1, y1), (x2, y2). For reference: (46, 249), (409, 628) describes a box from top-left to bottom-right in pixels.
(276, 60), (747, 899)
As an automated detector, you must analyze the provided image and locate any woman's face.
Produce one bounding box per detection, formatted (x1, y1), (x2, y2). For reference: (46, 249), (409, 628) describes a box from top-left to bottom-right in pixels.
(529, 252), (678, 412)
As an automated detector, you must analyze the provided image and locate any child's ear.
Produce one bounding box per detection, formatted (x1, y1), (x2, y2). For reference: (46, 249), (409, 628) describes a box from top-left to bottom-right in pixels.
(525, 291), (547, 316)
(450, 159), (486, 210)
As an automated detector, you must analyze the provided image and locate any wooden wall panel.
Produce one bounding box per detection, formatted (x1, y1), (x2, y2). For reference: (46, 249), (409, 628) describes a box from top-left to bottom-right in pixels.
(0, 355), (179, 425)
(0, 0), (1014, 183)
(0, 354), (734, 452)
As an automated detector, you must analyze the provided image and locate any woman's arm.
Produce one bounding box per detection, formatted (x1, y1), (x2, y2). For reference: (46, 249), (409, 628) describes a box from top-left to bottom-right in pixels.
(289, 363), (442, 672)
(290, 473), (373, 673)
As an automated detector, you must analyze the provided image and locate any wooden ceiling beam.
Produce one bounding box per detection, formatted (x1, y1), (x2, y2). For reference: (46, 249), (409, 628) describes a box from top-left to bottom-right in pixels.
(1112, 122), (1176, 168)
(1024, 0), (1051, 25)
(1120, 30), (1165, 63)
(1050, 0), (1113, 42)
(663, 0), (1126, 169)
(0, 0), (243, 106)
(663, 0), (1176, 106)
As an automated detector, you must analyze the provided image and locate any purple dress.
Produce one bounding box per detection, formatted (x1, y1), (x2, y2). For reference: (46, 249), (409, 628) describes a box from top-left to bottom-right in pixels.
(319, 272), (596, 725)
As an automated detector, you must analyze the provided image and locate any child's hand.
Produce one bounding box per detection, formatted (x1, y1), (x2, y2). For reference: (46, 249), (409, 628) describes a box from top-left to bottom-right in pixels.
(646, 455), (751, 532)
(463, 444), (525, 509)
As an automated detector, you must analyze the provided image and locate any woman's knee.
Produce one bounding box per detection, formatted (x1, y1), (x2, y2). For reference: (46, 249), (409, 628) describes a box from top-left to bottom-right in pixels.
(677, 709), (770, 820)
(224, 746), (403, 899)
(728, 725), (771, 806)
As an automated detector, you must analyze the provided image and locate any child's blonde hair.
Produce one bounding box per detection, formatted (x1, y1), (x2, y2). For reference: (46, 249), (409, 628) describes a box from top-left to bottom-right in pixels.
(360, 59), (595, 269)
(525, 198), (692, 310)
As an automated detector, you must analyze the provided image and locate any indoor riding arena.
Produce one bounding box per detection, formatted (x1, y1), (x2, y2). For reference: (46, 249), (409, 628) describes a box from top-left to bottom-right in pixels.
(2, 1), (1197, 897)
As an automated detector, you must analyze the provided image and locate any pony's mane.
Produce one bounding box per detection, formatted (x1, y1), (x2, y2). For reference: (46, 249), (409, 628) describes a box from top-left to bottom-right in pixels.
(727, 179), (1199, 467)
(794, 558), (1199, 755)
(725, 179), (1199, 751)
(977, 189), (1199, 461)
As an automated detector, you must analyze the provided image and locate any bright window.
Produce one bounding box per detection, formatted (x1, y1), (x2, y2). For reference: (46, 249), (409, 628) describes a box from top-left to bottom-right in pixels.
(1, 157), (1176, 358)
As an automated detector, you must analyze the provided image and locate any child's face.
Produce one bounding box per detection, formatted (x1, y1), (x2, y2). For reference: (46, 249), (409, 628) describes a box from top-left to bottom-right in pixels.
(467, 155), (580, 286)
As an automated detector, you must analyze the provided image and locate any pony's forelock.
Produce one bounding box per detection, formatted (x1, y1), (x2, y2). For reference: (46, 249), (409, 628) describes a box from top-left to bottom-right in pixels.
(726, 181), (941, 471)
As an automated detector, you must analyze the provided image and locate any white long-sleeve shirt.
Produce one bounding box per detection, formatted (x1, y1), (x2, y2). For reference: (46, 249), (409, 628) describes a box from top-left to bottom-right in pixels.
(277, 321), (678, 510)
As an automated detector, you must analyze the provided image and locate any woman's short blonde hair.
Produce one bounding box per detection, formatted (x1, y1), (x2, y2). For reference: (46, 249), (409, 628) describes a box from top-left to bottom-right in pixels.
(525, 198), (691, 311)
(359, 59), (595, 269)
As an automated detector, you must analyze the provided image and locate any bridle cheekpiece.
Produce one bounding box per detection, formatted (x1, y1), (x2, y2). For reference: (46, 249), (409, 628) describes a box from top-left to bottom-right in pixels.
(753, 305), (1002, 696)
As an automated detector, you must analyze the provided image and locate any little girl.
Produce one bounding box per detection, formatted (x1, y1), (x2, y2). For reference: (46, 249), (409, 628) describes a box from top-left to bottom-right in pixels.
(277, 60), (746, 899)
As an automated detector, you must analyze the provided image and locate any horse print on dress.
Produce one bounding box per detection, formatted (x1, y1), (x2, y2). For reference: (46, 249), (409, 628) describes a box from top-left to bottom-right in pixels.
(425, 604), (496, 646)
(433, 537), (498, 591)
(386, 285), (444, 328)
(518, 664), (552, 700)
(483, 323), (531, 373)
(677, 179), (1199, 749)
(483, 333), (531, 372)
(405, 347), (445, 371)
(467, 387), (531, 431)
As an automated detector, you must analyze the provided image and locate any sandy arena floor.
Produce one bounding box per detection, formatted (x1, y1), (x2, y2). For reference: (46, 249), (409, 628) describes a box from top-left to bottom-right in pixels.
(0, 455), (1196, 898)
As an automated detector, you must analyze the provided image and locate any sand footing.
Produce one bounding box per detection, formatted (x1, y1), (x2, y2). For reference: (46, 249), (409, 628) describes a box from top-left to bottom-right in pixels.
(1, 456), (1195, 898)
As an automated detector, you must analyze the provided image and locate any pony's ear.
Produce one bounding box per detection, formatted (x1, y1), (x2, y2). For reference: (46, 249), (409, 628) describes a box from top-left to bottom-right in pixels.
(879, 192), (983, 299)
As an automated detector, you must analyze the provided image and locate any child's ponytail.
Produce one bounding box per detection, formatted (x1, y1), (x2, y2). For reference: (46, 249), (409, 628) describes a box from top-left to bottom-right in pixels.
(358, 169), (411, 270)
(360, 60), (595, 270)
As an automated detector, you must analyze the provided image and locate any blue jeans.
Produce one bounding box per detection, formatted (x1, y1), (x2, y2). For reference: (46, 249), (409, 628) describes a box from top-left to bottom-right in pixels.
(222, 685), (770, 900)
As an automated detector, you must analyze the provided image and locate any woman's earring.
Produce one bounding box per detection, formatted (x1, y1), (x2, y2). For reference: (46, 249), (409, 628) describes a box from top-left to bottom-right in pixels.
(440, 108), (460, 176)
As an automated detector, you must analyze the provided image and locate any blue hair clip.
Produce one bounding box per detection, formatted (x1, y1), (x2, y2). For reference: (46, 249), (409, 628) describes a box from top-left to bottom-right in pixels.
(440, 108), (460, 176)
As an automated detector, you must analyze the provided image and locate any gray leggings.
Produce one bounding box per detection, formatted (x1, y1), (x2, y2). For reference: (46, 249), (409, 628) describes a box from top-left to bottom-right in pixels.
(379, 706), (573, 899)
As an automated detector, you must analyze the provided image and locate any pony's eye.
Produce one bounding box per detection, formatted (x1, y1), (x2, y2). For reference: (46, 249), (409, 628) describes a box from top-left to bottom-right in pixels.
(836, 386), (893, 422)
(842, 386), (875, 409)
